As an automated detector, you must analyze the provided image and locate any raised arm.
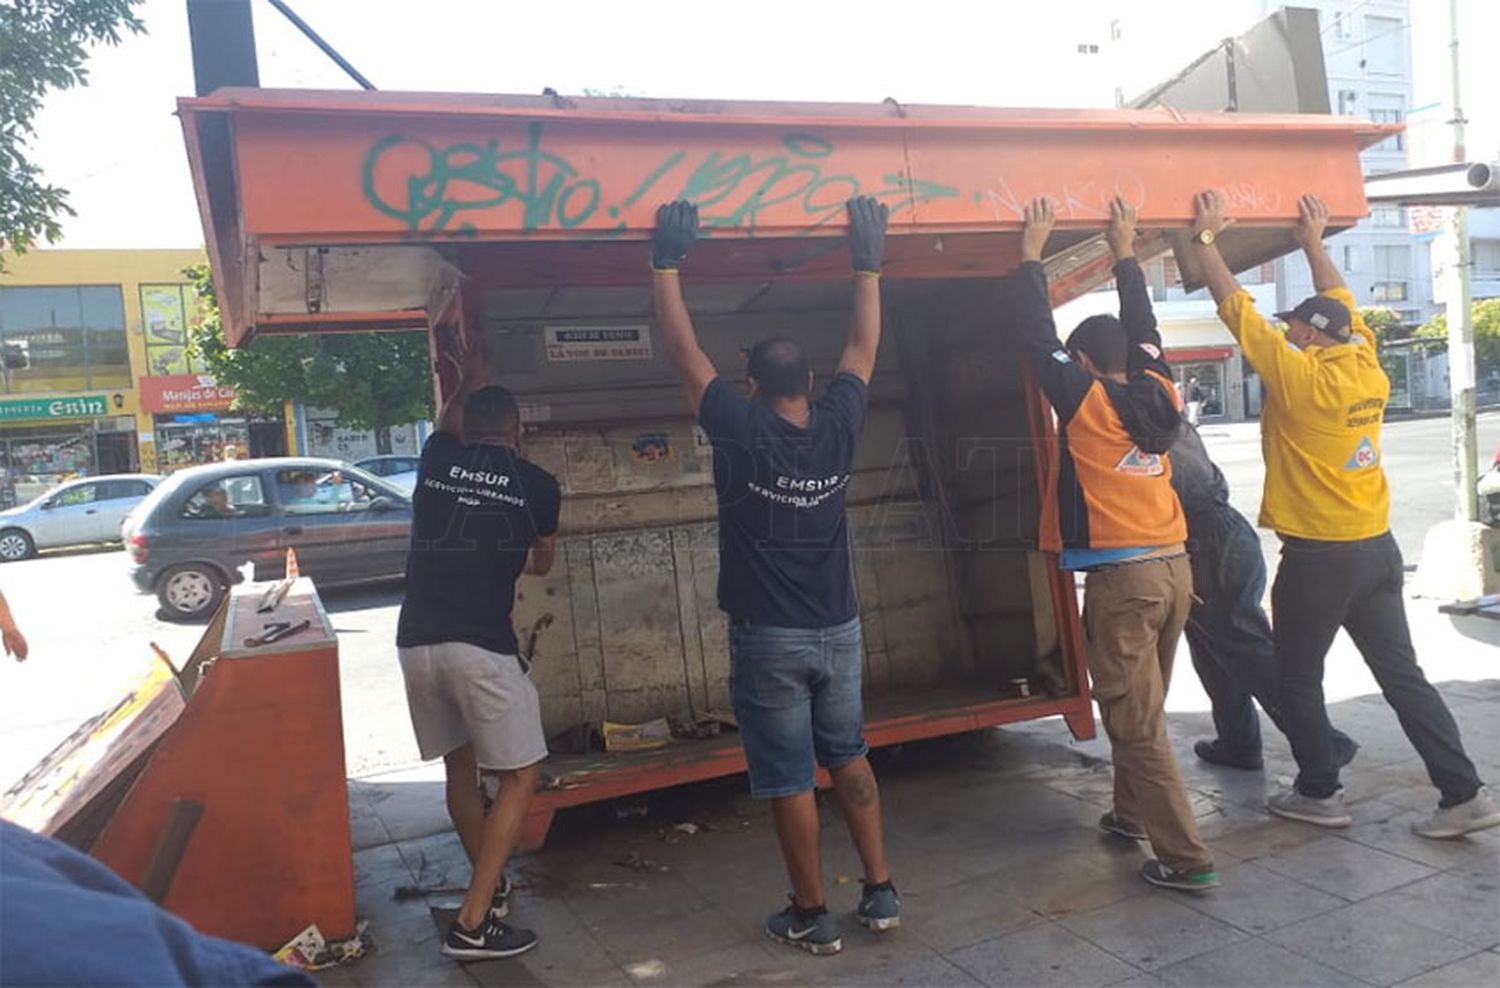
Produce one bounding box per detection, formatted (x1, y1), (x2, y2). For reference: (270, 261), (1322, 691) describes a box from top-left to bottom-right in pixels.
(1193, 189), (1314, 403)
(434, 325), (487, 438)
(1295, 194), (1346, 295)
(837, 196), (889, 383)
(1106, 197), (1164, 361)
(651, 202), (718, 414)
(1015, 197), (1095, 415)
(1190, 190), (1244, 307)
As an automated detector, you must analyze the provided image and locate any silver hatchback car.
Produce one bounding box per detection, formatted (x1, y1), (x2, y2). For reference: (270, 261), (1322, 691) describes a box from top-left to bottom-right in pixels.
(0, 474), (163, 562)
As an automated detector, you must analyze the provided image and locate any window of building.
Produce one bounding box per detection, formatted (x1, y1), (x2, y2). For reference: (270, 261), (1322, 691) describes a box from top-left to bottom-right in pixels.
(1473, 239), (1500, 274)
(1333, 11), (1353, 39)
(1077, 43), (1099, 54)
(1372, 206), (1405, 227)
(1372, 244), (1410, 303)
(1368, 93), (1405, 153)
(0, 285), (130, 394)
(140, 284), (205, 376)
(1337, 89), (1358, 115)
(1364, 15), (1404, 75)
(1344, 245), (1359, 270)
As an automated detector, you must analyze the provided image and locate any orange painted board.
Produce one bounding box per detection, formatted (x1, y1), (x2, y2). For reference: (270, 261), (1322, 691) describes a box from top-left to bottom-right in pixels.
(218, 109), (1379, 245)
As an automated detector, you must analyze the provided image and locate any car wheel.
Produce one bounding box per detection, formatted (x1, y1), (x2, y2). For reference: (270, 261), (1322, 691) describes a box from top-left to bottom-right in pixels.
(157, 563), (225, 621)
(0, 529), (35, 562)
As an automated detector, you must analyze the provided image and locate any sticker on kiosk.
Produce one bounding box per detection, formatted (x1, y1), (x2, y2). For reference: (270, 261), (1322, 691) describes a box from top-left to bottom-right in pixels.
(544, 325), (653, 362)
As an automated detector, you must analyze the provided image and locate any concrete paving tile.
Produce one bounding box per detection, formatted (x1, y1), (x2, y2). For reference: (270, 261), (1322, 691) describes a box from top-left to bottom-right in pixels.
(1154, 937), (1369, 988)
(1258, 834), (1437, 901)
(587, 904), (747, 968)
(1058, 893), (1246, 971)
(898, 871), (1045, 952)
(1341, 801), (1500, 871)
(1178, 861), (1345, 934)
(1377, 869), (1500, 949)
(396, 830), (473, 891)
(828, 952), (984, 987)
(1009, 854), (1153, 921)
(1194, 801), (1328, 862)
(619, 941), (781, 986)
(1393, 950), (1500, 988)
(946, 921), (1139, 988)
(1266, 898), (1475, 986)
(354, 842), (416, 891)
(1103, 975), (1174, 988)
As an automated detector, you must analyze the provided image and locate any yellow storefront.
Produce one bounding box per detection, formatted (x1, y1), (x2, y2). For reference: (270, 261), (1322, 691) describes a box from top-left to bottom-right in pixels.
(0, 249), (205, 504)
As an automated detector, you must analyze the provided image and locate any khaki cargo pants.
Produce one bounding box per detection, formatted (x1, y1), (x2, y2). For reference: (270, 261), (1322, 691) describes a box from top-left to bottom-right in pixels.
(1083, 554), (1212, 873)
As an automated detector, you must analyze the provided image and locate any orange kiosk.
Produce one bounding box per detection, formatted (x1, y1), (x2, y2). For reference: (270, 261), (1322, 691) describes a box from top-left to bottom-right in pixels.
(170, 91), (1389, 848)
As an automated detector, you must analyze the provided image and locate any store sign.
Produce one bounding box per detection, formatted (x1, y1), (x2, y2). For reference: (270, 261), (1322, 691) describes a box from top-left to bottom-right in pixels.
(0, 394), (110, 422)
(544, 325), (652, 362)
(140, 374), (236, 414)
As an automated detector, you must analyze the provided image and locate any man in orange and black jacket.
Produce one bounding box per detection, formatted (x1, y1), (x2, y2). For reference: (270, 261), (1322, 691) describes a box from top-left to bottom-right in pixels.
(1015, 196), (1217, 893)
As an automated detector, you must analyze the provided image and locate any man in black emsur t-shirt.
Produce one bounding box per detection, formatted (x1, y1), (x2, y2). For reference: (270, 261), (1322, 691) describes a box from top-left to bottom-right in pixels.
(395, 329), (560, 962)
(650, 197), (899, 955)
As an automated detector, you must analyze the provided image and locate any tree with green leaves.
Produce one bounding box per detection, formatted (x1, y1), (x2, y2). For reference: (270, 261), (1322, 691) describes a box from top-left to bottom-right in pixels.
(1416, 298), (1500, 375)
(1, 0), (146, 266)
(1357, 306), (1407, 344)
(187, 265), (435, 453)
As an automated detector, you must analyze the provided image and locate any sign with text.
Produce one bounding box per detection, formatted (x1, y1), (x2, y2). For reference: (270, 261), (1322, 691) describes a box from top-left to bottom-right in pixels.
(544, 326), (653, 362)
(139, 374), (237, 414)
(0, 394), (110, 422)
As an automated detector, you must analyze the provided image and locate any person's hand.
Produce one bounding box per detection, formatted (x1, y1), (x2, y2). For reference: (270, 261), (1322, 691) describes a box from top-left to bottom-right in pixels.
(1294, 194), (1330, 250)
(652, 201), (699, 271)
(1106, 196), (1138, 259)
(1020, 197), (1056, 263)
(1193, 190), (1231, 242)
(436, 327), (486, 387)
(847, 195), (890, 274)
(4, 626), (27, 662)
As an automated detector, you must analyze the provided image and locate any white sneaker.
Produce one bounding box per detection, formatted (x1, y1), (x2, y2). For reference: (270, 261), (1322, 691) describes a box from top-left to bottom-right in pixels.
(1412, 787), (1500, 839)
(1267, 788), (1352, 828)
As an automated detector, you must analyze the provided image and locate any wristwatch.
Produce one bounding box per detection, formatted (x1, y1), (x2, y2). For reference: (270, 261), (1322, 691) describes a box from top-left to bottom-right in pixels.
(1196, 228), (1216, 247)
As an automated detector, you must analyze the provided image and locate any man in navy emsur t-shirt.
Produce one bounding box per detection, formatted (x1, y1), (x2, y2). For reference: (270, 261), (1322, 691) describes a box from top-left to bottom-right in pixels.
(651, 197), (899, 955)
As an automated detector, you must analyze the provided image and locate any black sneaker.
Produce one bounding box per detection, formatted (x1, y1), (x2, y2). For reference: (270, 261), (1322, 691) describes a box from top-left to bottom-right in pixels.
(765, 900), (841, 955)
(1194, 739), (1264, 771)
(491, 874), (512, 920)
(441, 918), (538, 961)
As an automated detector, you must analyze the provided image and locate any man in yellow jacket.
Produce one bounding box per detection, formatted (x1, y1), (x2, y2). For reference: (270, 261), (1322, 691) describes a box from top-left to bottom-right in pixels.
(1190, 190), (1499, 838)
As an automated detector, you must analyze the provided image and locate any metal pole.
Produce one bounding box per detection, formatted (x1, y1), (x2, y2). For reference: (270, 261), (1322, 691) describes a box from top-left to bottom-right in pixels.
(264, 0), (376, 91)
(1445, 0), (1477, 521)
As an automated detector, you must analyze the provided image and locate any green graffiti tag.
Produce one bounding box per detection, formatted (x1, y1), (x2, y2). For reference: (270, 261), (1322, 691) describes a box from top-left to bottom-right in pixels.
(361, 122), (602, 236)
(359, 125), (960, 238)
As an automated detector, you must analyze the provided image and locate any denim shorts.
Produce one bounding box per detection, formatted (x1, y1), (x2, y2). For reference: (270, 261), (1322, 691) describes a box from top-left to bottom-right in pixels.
(728, 616), (868, 798)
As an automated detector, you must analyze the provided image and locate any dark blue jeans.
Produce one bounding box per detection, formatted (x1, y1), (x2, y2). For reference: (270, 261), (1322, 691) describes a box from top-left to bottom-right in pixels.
(1185, 504), (1354, 758)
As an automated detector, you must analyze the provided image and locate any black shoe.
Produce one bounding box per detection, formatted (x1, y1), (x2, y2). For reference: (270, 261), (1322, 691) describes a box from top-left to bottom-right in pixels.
(491, 874), (512, 920)
(441, 918), (538, 961)
(1194, 739), (1264, 771)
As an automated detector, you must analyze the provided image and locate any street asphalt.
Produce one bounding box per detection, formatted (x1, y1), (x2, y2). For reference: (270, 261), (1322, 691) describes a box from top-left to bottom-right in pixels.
(1, 411), (1497, 791)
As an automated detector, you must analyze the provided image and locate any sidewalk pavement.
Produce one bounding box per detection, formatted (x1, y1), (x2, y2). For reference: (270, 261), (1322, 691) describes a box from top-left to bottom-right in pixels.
(320, 604), (1500, 988)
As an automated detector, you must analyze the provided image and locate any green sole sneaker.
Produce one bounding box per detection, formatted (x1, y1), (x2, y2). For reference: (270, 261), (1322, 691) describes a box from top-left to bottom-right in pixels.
(1141, 859), (1219, 892)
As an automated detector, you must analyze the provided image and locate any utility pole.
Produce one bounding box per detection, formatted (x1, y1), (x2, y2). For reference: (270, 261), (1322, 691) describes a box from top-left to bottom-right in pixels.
(1444, 0), (1478, 521)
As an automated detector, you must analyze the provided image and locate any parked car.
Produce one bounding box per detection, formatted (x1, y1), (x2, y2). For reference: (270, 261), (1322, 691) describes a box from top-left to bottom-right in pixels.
(1479, 441), (1500, 526)
(126, 458), (411, 621)
(0, 474), (163, 562)
(352, 454), (421, 494)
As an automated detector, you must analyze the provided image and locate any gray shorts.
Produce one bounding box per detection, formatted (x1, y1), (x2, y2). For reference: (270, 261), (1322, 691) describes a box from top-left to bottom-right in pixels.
(397, 642), (548, 770)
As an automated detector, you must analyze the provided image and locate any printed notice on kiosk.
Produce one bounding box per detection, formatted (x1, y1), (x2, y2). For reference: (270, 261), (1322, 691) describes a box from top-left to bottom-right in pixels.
(545, 326), (653, 362)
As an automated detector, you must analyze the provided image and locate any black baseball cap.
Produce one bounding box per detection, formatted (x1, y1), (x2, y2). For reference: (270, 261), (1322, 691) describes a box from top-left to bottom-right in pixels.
(1275, 295), (1352, 342)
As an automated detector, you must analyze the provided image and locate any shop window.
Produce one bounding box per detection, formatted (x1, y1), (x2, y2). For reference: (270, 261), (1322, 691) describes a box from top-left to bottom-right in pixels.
(140, 284), (204, 376)
(181, 476), (269, 520)
(0, 285), (129, 393)
(275, 468), (387, 515)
